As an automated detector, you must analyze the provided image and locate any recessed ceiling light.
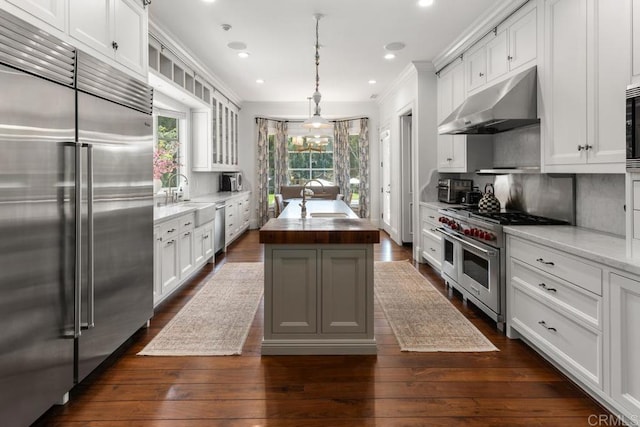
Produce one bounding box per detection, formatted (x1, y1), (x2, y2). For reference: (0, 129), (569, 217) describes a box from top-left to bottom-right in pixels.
(368, 80), (377, 85)
(227, 41), (247, 50)
(384, 53), (396, 60)
(384, 42), (406, 51)
(256, 79), (265, 84)
(203, 0), (216, 3)
(238, 52), (250, 59)
(418, 0), (434, 6)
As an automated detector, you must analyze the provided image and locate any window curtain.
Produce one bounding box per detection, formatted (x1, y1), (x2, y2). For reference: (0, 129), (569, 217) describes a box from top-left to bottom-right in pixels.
(274, 121), (289, 194)
(333, 120), (351, 203)
(358, 118), (370, 218)
(256, 118), (270, 226)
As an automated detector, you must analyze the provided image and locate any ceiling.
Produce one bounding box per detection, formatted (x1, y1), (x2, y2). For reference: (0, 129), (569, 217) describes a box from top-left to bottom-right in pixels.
(148, 0), (503, 104)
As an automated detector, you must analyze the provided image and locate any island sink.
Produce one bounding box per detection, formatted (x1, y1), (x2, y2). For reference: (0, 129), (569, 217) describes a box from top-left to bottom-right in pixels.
(309, 212), (349, 218)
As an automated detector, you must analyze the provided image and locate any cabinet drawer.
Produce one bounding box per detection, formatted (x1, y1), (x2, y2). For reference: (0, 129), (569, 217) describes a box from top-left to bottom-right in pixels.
(510, 258), (601, 329)
(511, 283), (602, 388)
(423, 206), (441, 227)
(509, 237), (602, 296)
(179, 212), (195, 231)
(159, 218), (180, 241)
(421, 230), (441, 269)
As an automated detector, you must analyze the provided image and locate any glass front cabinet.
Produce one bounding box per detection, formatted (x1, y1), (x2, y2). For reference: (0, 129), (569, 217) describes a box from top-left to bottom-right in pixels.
(203, 94), (239, 171)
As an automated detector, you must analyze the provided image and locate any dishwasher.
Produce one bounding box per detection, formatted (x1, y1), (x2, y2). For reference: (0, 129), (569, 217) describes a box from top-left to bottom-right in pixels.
(214, 203), (225, 253)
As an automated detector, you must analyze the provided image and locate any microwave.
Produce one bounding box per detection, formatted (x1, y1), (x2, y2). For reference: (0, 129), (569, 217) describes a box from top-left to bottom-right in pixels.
(627, 83), (640, 171)
(437, 178), (472, 203)
(220, 172), (242, 192)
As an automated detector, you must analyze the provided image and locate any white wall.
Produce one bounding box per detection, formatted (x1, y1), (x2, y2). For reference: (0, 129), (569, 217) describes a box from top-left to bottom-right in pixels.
(376, 62), (439, 252)
(238, 101), (380, 228)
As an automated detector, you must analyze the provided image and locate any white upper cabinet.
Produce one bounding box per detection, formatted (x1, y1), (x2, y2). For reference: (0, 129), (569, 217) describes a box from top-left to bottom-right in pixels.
(438, 61), (467, 171)
(2, 0), (67, 31)
(69, 0), (147, 77)
(466, 2), (537, 95)
(634, 0), (640, 80)
(542, 0), (630, 173)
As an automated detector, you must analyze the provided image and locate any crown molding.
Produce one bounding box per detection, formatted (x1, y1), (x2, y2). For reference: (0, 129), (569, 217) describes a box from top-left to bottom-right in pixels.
(432, 0), (529, 73)
(148, 19), (243, 107)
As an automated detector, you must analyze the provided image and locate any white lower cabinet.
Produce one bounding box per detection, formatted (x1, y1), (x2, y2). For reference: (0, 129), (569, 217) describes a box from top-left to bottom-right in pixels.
(224, 192), (251, 249)
(418, 204), (442, 271)
(154, 211), (215, 307)
(507, 234), (640, 424)
(610, 273), (640, 421)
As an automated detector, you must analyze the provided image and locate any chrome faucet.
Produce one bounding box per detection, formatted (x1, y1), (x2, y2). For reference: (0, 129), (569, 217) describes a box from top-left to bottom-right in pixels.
(165, 173), (189, 204)
(299, 179), (324, 218)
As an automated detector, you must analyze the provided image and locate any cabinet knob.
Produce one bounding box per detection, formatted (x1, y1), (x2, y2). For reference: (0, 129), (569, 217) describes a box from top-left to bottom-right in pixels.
(446, 157), (452, 162)
(507, 55), (513, 61)
(479, 72), (484, 77)
(112, 41), (119, 51)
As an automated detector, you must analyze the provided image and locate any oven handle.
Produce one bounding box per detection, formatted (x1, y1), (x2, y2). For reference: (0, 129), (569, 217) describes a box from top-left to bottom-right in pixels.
(436, 227), (498, 257)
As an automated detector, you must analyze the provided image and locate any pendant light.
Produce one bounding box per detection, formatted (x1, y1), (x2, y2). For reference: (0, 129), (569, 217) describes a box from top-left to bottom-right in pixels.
(302, 14), (332, 130)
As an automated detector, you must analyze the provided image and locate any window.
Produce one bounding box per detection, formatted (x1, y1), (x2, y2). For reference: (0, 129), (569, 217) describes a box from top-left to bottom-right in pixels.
(266, 121), (361, 206)
(288, 136), (334, 184)
(153, 112), (185, 188)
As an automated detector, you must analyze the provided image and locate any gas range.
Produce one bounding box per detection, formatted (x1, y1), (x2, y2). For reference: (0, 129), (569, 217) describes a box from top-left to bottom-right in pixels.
(436, 206), (569, 330)
(437, 207), (568, 249)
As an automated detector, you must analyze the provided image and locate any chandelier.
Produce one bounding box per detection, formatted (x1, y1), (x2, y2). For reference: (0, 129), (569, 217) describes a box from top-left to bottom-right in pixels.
(302, 14), (332, 130)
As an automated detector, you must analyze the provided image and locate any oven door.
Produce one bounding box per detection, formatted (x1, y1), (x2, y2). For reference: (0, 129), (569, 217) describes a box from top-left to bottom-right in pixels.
(458, 236), (500, 313)
(438, 228), (459, 282)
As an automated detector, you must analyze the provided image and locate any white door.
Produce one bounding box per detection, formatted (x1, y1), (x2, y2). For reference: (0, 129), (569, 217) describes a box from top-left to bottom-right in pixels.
(69, 0), (113, 57)
(380, 129), (392, 235)
(113, 0), (147, 75)
(401, 113), (413, 244)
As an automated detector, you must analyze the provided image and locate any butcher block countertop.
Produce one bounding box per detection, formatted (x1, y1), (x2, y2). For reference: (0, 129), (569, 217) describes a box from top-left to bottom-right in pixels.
(259, 199), (380, 244)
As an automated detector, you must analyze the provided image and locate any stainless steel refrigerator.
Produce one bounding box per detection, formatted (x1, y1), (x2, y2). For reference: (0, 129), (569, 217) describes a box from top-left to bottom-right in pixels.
(0, 11), (153, 427)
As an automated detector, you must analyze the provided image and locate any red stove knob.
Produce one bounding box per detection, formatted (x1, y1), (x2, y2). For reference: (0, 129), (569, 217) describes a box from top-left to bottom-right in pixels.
(478, 231), (486, 239)
(464, 229), (470, 235)
(472, 228), (479, 237)
(486, 233), (495, 241)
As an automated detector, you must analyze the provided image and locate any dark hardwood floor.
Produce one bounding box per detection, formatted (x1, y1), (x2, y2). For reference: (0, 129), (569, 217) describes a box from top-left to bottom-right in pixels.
(35, 230), (609, 426)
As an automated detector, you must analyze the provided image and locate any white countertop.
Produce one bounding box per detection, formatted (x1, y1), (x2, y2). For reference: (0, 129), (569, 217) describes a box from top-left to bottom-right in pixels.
(154, 191), (250, 223)
(504, 225), (640, 277)
(420, 200), (461, 210)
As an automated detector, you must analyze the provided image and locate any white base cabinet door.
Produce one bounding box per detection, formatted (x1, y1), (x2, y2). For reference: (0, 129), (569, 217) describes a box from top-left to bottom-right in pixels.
(610, 273), (640, 421)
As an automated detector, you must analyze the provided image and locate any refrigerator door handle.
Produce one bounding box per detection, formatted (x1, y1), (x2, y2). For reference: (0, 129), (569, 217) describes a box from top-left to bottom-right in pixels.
(74, 143), (82, 338)
(85, 143), (95, 329)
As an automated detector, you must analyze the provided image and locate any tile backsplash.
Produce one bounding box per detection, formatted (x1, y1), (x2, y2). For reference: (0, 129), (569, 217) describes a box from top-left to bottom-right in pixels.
(575, 174), (625, 236)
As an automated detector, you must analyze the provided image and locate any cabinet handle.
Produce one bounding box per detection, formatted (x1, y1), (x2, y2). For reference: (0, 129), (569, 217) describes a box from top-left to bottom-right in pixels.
(430, 248), (436, 252)
(538, 320), (557, 332)
(577, 145), (592, 151)
(204, 235), (209, 239)
(577, 145), (585, 151)
(428, 215), (435, 219)
(156, 237), (162, 242)
(167, 239), (175, 245)
(112, 41), (119, 51)
(167, 228), (176, 233)
(536, 258), (555, 266)
(446, 157), (452, 161)
(184, 222), (192, 226)
(184, 232), (191, 236)
(430, 228), (437, 232)
(538, 283), (557, 293)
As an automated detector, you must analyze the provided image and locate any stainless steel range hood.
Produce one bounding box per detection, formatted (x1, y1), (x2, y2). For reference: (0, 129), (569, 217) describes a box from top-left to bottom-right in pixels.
(438, 66), (539, 135)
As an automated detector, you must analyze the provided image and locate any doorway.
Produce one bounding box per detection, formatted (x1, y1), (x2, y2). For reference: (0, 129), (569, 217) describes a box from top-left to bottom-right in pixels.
(400, 112), (413, 244)
(380, 129), (392, 236)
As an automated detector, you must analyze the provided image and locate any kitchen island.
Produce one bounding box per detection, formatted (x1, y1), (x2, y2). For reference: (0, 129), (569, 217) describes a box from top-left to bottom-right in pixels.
(259, 199), (380, 355)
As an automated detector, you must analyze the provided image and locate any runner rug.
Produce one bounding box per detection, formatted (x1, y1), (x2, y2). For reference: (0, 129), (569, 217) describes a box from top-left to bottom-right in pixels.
(138, 262), (263, 356)
(374, 260), (498, 352)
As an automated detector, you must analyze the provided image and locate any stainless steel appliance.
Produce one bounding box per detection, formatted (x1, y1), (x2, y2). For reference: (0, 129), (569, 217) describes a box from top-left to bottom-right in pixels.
(437, 207), (567, 329)
(437, 178), (472, 203)
(0, 12), (153, 426)
(626, 82), (640, 171)
(220, 172), (242, 192)
(439, 66), (539, 135)
(215, 203), (226, 253)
